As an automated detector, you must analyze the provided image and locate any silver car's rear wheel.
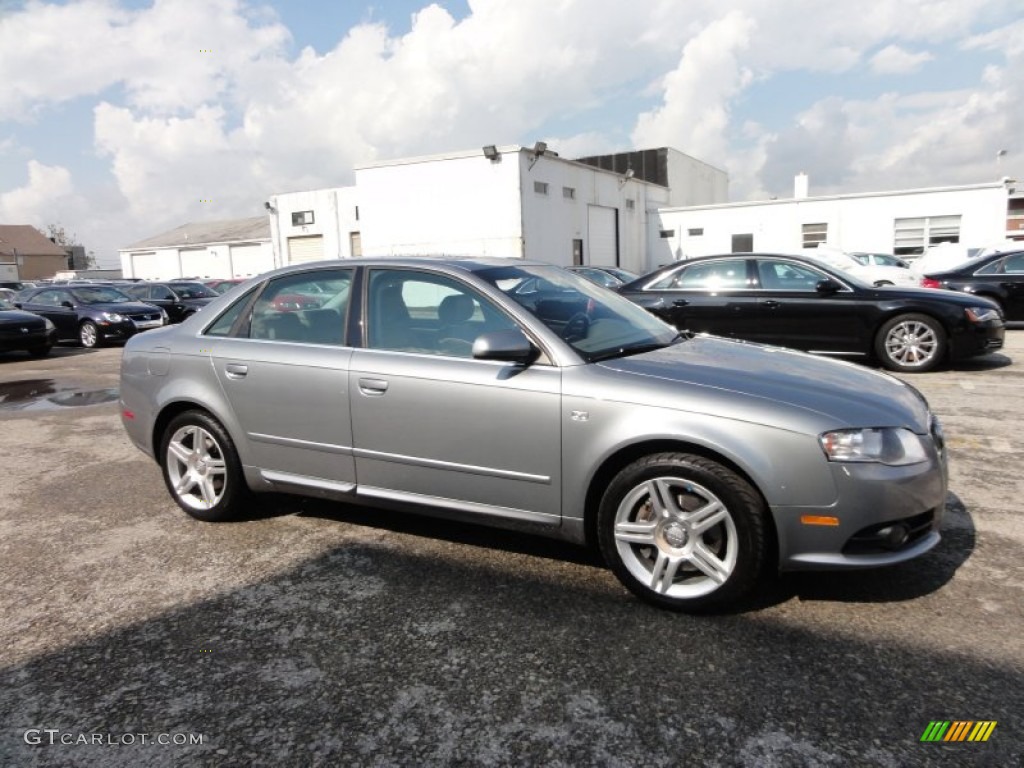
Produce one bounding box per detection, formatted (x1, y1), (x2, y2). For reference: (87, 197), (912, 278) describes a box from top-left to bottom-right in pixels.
(598, 453), (767, 611)
(160, 410), (247, 521)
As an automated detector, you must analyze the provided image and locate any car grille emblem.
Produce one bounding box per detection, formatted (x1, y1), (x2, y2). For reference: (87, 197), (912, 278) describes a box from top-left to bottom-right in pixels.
(20, 327), (28, 333)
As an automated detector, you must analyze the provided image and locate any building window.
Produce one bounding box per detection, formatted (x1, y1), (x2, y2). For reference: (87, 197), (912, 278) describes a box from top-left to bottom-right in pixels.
(355, 206), (359, 221)
(292, 210), (315, 226)
(562, 186), (576, 200)
(534, 181), (549, 195)
(688, 228), (703, 236)
(625, 199), (636, 210)
(732, 233), (754, 252)
(659, 229), (674, 238)
(893, 215), (961, 256)
(802, 222), (828, 248)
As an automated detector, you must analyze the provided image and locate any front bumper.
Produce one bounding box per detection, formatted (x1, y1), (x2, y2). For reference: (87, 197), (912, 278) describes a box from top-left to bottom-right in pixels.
(773, 446), (948, 570)
(0, 326), (57, 351)
(949, 321), (1004, 361)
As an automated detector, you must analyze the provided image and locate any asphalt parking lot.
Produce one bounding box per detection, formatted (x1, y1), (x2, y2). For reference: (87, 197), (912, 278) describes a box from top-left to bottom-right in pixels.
(1, 336), (1022, 767)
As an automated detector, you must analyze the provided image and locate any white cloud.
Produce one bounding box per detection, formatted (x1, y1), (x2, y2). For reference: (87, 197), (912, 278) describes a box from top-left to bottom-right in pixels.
(0, 160), (73, 222)
(631, 12), (756, 167)
(869, 45), (934, 74)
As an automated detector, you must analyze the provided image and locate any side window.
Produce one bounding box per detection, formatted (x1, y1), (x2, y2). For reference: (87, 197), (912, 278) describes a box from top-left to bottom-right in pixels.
(670, 259), (748, 290)
(204, 288), (258, 337)
(975, 259), (1002, 275)
(757, 260), (828, 291)
(366, 269), (515, 357)
(151, 285), (175, 300)
(248, 270), (352, 345)
(1002, 254), (1024, 274)
(31, 290), (61, 307)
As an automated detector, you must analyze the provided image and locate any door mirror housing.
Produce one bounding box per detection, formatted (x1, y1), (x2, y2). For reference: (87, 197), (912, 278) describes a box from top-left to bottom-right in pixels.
(472, 329), (537, 365)
(61, 300), (75, 308)
(816, 278), (841, 295)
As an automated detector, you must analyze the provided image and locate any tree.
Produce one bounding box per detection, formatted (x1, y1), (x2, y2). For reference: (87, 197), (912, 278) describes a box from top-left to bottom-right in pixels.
(45, 223), (97, 269)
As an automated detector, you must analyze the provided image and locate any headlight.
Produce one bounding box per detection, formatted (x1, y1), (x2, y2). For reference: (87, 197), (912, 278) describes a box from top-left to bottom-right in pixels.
(819, 428), (928, 465)
(100, 312), (125, 322)
(965, 306), (1001, 323)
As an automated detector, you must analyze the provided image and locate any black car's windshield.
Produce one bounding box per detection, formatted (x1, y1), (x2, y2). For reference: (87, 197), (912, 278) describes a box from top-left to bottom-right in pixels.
(71, 286), (133, 304)
(476, 265), (680, 361)
(171, 282), (218, 299)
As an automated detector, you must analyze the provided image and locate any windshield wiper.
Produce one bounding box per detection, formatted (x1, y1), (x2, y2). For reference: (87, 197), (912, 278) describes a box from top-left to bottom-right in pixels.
(588, 332), (687, 363)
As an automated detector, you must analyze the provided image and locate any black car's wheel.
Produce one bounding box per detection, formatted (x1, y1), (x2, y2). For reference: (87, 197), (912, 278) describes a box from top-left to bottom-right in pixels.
(875, 313), (946, 373)
(159, 410), (249, 522)
(26, 344), (52, 358)
(79, 320), (100, 348)
(597, 452), (768, 612)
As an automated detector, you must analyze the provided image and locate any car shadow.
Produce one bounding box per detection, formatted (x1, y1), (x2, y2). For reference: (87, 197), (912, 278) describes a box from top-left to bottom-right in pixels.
(941, 351), (1013, 371)
(245, 489), (974, 613)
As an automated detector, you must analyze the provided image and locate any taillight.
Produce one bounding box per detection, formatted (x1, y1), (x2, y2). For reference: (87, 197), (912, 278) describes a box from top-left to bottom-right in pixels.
(919, 277), (941, 289)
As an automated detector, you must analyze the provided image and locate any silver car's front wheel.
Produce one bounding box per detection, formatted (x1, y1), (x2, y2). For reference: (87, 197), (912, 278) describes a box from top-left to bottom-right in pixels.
(160, 410), (247, 521)
(598, 453), (767, 611)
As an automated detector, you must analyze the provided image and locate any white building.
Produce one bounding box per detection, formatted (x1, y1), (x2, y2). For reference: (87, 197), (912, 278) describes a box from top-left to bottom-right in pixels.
(268, 145), (727, 275)
(120, 217), (273, 280)
(655, 176), (1020, 262)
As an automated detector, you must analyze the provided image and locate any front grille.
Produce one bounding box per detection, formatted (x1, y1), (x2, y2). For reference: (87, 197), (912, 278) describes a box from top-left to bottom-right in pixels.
(843, 509), (936, 555)
(126, 312), (160, 321)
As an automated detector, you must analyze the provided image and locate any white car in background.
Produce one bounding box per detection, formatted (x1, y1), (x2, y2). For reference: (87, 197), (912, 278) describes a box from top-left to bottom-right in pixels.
(806, 248), (919, 287)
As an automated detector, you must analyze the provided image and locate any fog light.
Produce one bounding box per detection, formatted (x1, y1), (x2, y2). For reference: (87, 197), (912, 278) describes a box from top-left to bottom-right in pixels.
(876, 524), (910, 549)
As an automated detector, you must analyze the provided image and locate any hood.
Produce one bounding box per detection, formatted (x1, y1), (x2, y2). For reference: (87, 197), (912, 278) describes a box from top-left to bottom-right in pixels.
(88, 301), (163, 314)
(0, 309), (48, 327)
(596, 335), (931, 433)
(858, 284), (1000, 308)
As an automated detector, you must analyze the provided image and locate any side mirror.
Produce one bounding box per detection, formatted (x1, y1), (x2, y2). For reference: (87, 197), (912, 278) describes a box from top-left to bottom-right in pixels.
(13, 302), (22, 309)
(472, 328), (537, 365)
(815, 278), (841, 295)
(61, 300), (75, 308)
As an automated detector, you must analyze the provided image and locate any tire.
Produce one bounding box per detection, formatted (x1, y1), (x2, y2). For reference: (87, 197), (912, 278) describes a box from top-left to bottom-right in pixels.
(597, 452), (768, 612)
(874, 313), (946, 373)
(159, 410), (249, 522)
(79, 320), (100, 348)
(27, 345), (52, 358)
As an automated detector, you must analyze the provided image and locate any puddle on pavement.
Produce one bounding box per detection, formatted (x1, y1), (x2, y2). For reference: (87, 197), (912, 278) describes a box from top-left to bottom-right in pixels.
(0, 379), (119, 412)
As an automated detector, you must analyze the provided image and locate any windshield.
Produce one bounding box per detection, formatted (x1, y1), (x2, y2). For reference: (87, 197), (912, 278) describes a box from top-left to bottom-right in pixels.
(172, 282), (218, 299)
(70, 286), (133, 304)
(475, 265), (680, 362)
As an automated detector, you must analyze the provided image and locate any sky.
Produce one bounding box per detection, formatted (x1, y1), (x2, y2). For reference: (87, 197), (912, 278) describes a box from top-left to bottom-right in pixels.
(1, 0), (1022, 268)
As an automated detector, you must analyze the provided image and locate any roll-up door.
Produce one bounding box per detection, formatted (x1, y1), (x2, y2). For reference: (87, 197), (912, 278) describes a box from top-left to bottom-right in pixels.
(287, 235), (325, 264)
(180, 248), (214, 278)
(587, 205), (618, 266)
(230, 244), (275, 278)
(130, 252), (161, 279)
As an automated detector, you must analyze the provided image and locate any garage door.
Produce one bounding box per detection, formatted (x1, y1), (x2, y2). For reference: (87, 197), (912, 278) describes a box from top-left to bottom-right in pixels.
(587, 205), (618, 267)
(130, 252), (161, 280)
(287, 235), (324, 264)
(179, 248), (218, 279)
(230, 244), (274, 278)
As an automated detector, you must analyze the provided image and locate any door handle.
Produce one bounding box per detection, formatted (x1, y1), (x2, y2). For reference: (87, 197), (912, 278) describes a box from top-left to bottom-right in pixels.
(672, 299), (690, 307)
(358, 378), (389, 396)
(761, 300), (781, 308)
(224, 363), (248, 379)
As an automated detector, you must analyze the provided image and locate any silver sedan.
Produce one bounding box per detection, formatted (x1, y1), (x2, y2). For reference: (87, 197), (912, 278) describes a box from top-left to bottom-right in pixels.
(120, 257), (948, 611)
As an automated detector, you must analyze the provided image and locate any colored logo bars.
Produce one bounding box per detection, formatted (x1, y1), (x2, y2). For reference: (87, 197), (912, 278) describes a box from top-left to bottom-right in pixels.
(920, 721), (997, 742)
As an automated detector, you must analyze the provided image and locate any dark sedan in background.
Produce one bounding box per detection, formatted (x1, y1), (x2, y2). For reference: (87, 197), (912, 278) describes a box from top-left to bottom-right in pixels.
(124, 281), (219, 323)
(922, 249), (1024, 321)
(619, 254), (1005, 373)
(0, 296), (57, 357)
(17, 285), (166, 348)
(567, 265), (640, 289)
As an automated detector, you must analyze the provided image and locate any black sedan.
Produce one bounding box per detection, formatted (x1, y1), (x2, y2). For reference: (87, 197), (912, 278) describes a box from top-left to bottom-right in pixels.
(123, 281), (218, 323)
(17, 285), (166, 348)
(922, 249), (1024, 321)
(0, 296), (57, 357)
(618, 253), (1005, 372)
(566, 265), (640, 288)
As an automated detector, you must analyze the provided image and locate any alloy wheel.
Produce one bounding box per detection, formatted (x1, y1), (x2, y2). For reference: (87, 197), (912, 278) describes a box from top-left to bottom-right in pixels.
(165, 424), (228, 511)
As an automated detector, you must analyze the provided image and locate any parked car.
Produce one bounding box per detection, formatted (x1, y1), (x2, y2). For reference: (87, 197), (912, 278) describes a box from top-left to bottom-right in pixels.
(805, 248), (918, 287)
(617, 253), (1004, 373)
(123, 281), (219, 323)
(0, 295), (57, 357)
(567, 266), (640, 289)
(121, 257), (949, 612)
(17, 285), (166, 347)
(204, 278), (246, 294)
(921, 249), (1024, 321)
